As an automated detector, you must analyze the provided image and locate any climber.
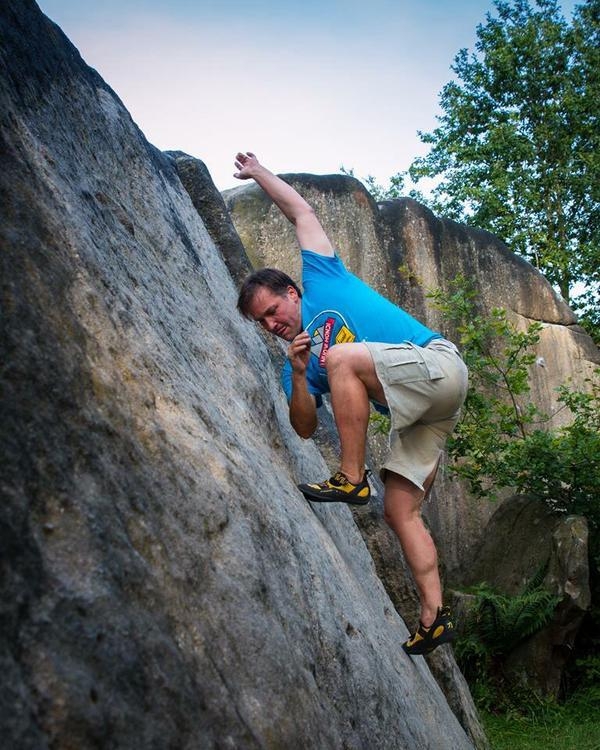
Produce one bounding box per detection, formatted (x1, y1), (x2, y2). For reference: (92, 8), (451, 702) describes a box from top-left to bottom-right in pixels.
(233, 151), (468, 656)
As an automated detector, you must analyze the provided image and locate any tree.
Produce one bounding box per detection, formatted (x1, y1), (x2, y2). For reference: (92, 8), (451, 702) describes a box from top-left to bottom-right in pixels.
(403, 0), (599, 334)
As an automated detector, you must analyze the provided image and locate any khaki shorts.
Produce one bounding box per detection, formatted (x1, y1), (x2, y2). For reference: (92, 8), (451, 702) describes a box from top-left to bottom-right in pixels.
(364, 339), (468, 490)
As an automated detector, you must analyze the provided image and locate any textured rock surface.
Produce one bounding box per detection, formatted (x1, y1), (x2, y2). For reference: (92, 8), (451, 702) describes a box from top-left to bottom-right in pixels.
(167, 150), (253, 286)
(1, 2), (476, 748)
(462, 496), (590, 697)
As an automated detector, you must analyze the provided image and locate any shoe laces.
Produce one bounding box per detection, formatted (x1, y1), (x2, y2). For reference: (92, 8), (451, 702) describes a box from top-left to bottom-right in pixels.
(330, 471), (370, 488)
(330, 471), (351, 487)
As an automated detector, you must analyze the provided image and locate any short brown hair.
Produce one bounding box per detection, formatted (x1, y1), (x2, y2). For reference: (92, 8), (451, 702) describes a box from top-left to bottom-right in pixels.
(237, 268), (302, 319)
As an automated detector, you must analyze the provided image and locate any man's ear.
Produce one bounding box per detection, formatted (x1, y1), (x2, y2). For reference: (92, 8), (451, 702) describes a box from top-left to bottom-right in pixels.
(287, 285), (299, 300)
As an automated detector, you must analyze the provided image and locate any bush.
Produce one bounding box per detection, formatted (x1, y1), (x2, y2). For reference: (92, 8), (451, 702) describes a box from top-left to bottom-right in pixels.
(426, 276), (600, 555)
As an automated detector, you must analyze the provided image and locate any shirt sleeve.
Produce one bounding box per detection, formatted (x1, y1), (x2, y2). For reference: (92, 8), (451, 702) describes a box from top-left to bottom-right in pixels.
(301, 250), (350, 290)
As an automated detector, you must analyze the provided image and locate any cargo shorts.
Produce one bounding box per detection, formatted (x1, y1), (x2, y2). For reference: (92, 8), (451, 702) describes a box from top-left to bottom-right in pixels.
(364, 338), (468, 490)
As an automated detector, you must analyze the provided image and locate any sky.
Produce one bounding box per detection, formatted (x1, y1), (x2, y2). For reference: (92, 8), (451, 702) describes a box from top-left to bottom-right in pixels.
(37, 0), (578, 193)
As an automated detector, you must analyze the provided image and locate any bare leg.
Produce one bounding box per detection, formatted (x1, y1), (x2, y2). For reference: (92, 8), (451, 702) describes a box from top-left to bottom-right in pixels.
(325, 344), (387, 484)
(383, 463), (441, 627)
(327, 343), (444, 626)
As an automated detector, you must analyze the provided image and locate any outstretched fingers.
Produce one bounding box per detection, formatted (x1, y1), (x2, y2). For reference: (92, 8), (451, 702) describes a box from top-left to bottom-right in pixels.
(233, 151), (259, 179)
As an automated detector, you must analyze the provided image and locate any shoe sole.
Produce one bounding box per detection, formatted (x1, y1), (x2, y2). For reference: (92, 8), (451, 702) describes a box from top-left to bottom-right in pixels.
(402, 631), (455, 656)
(299, 488), (369, 506)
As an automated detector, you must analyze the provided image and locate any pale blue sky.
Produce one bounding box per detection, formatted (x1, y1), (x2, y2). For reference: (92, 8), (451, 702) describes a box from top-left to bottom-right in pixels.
(38, 0), (578, 191)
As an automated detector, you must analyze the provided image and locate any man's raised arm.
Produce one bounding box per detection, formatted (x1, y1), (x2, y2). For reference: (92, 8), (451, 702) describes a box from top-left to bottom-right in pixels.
(233, 152), (334, 257)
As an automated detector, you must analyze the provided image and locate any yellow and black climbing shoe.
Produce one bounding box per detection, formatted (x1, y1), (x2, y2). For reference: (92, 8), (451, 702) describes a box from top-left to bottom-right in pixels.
(298, 471), (371, 505)
(402, 606), (455, 656)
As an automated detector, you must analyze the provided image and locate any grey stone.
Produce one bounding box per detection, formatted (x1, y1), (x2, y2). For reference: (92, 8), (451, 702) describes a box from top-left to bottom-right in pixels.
(166, 151), (253, 286)
(1, 1), (474, 748)
(462, 496), (590, 696)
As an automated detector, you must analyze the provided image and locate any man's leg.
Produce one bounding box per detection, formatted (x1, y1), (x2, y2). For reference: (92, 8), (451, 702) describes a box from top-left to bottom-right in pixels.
(383, 464), (441, 627)
(297, 343), (385, 503)
(325, 343), (386, 484)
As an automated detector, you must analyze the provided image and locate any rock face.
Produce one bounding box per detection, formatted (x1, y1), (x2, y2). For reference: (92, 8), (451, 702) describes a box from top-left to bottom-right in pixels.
(1, 2), (477, 748)
(462, 495), (590, 696)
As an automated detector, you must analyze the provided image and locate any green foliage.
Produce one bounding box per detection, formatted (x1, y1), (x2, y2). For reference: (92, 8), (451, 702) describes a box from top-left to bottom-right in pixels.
(455, 568), (562, 725)
(574, 286), (600, 345)
(427, 275), (543, 493)
(481, 691), (600, 750)
(454, 378), (600, 531)
(572, 654), (600, 697)
(456, 571), (560, 682)
(369, 410), (392, 436)
(457, 582), (559, 660)
(407, 0), (600, 316)
(426, 276), (600, 545)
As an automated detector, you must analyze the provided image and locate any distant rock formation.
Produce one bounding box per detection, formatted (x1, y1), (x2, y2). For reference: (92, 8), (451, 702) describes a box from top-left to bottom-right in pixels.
(1, 1), (481, 748)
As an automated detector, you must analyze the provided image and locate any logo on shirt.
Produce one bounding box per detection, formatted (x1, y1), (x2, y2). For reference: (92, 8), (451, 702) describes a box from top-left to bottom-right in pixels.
(306, 311), (356, 367)
(336, 325), (355, 344)
(318, 317), (335, 365)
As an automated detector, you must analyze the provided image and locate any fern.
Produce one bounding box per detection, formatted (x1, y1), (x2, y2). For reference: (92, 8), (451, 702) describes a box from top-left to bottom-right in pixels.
(457, 570), (561, 673)
(476, 586), (560, 655)
(524, 559), (551, 594)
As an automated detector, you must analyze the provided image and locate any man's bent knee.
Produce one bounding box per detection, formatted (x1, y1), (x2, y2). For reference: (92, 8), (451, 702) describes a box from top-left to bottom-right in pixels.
(326, 344), (386, 402)
(324, 343), (348, 372)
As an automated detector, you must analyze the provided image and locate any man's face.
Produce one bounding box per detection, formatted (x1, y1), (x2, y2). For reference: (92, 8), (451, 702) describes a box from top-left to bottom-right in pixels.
(247, 285), (302, 341)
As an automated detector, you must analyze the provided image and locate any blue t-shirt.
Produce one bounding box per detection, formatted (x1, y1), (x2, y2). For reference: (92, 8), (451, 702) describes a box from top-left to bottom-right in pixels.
(281, 251), (440, 407)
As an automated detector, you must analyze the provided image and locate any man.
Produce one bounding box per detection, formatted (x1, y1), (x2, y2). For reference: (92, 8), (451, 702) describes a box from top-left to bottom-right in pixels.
(234, 151), (468, 656)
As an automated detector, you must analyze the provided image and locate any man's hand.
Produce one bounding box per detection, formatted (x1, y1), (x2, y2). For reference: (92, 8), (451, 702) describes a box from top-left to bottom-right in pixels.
(288, 331), (312, 375)
(234, 151), (261, 180)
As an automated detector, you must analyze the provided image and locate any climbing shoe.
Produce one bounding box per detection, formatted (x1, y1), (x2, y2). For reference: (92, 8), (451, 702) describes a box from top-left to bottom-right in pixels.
(402, 606), (455, 656)
(298, 471), (371, 505)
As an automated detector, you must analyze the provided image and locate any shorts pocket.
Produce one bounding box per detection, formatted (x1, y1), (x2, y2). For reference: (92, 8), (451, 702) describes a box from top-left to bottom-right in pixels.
(388, 358), (430, 384)
(420, 349), (445, 380)
(384, 343), (445, 384)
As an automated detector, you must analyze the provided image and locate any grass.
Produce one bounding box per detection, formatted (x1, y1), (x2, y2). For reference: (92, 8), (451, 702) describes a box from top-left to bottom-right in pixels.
(480, 691), (600, 750)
